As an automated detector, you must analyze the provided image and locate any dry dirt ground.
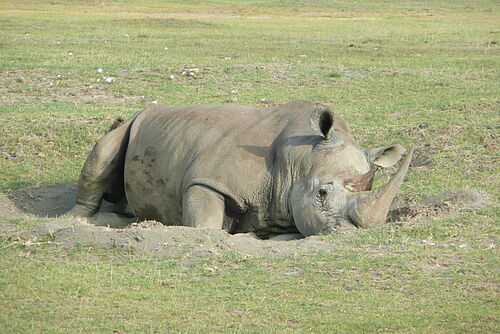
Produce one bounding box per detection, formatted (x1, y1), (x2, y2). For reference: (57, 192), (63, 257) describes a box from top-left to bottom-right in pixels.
(0, 184), (489, 262)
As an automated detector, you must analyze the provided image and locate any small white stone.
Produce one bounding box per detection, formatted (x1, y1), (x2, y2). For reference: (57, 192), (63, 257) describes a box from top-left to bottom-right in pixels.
(124, 33), (129, 37)
(299, 54), (307, 58)
(169, 75), (175, 79)
(164, 47), (168, 50)
(224, 57), (232, 60)
(105, 77), (114, 83)
(152, 100), (158, 104)
(231, 97), (239, 102)
(89, 85), (93, 89)
(231, 89), (238, 94)
(56, 41), (61, 44)
(181, 71), (187, 75)
(97, 68), (103, 73)
(68, 52), (73, 56)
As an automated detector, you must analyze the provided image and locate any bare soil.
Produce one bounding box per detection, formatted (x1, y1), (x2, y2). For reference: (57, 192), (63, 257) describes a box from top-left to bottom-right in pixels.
(0, 69), (143, 106)
(0, 184), (489, 262)
(387, 188), (490, 222)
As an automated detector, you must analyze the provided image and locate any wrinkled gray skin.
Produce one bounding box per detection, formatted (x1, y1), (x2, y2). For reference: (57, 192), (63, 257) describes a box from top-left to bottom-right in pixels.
(69, 100), (413, 237)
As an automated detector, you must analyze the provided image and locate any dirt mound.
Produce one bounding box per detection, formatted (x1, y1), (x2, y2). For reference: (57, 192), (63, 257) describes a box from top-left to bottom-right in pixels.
(1, 184), (337, 260)
(29, 218), (335, 262)
(0, 184), (491, 261)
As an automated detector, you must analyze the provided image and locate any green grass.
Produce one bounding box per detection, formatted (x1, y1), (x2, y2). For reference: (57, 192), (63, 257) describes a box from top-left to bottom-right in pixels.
(1, 211), (498, 333)
(0, 1), (499, 332)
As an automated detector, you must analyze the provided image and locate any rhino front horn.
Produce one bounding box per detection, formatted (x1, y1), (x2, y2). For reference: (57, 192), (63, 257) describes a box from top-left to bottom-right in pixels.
(349, 147), (414, 228)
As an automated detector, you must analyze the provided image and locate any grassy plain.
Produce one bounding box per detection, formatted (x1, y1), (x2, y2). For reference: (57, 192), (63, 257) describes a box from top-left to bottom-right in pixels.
(0, 0), (499, 332)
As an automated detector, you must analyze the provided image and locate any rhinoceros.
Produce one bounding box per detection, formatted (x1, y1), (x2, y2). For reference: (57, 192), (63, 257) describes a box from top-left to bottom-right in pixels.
(69, 100), (413, 237)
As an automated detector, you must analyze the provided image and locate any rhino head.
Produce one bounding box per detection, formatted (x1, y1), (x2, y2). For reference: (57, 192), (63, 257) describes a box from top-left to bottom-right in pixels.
(277, 106), (413, 236)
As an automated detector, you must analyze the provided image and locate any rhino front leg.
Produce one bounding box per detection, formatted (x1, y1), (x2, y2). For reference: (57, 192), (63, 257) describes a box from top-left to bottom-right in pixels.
(182, 185), (225, 229)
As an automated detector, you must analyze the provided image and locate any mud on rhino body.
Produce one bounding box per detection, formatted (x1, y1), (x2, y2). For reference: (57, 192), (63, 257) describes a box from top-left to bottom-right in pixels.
(69, 100), (413, 237)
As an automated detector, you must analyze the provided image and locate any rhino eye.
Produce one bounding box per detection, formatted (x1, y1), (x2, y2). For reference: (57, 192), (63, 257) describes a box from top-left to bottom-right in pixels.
(318, 189), (327, 197)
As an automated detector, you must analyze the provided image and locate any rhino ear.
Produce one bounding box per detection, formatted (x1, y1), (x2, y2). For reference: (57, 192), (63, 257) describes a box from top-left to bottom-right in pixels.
(309, 106), (335, 141)
(367, 144), (405, 168)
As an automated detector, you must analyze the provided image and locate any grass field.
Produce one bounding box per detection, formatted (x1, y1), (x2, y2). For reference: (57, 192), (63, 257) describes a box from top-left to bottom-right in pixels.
(0, 1), (499, 332)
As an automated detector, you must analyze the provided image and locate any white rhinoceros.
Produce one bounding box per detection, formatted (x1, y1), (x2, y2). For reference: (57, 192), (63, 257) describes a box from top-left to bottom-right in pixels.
(69, 100), (413, 237)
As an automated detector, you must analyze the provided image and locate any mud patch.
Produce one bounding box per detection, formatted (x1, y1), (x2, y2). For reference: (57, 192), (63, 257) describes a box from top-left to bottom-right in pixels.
(410, 144), (433, 168)
(0, 184), (491, 261)
(2, 184), (113, 218)
(388, 188), (490, 222)
(118, 18), (218, 27)
(0, 69), (144, 106)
